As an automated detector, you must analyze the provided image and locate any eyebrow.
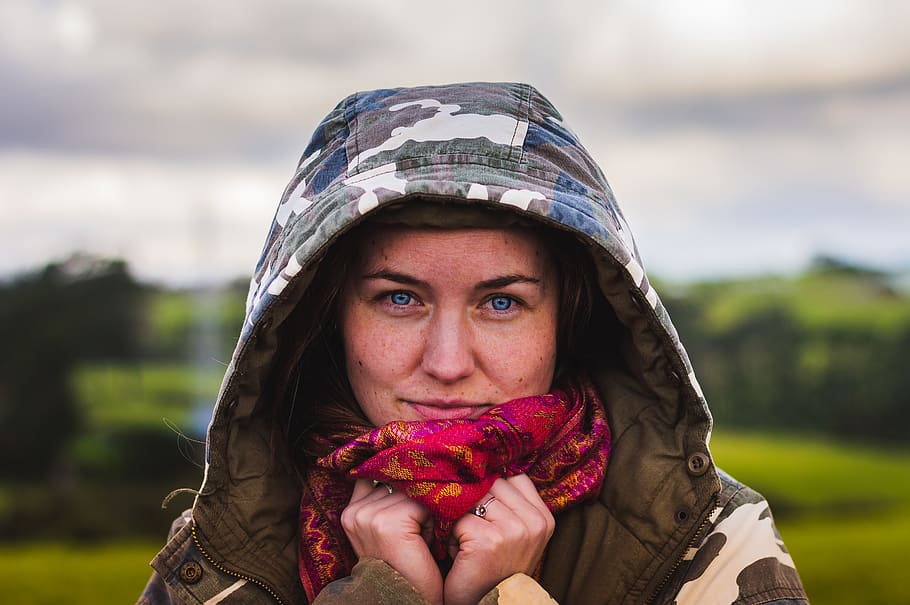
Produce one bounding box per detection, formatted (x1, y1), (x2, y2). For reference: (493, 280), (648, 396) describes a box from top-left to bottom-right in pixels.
(362, 270), (541, 290)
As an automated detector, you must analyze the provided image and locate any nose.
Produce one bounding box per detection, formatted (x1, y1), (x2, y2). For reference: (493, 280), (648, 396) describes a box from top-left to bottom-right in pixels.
(421, 310), (475, 383)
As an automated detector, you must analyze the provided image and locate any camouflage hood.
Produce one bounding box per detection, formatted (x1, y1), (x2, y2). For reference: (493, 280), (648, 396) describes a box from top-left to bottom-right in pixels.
(183, 82), (722, 604)
(243, 82), (652, 339)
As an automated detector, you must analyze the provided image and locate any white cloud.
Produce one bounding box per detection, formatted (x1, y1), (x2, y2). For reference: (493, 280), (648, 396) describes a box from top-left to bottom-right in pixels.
(566, 0), (910, 98)
(0, 152), (283, 285)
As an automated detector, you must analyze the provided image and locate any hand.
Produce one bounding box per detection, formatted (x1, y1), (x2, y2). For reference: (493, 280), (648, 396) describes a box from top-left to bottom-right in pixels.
(341, 479), (443, 605)
(443, 474), (555, 605)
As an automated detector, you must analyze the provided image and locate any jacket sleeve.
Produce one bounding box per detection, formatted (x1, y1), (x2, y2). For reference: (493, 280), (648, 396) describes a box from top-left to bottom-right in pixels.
(479, 574), (559, 605)
(314, 560), (557, 605)
(667, 474), (809, 605)
(313, 558), (430, 604)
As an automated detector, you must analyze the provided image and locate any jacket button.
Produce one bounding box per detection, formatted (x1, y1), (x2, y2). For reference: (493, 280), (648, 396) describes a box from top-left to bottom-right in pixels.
(180, 561), (203, 584)
(686, 452), (710, 476)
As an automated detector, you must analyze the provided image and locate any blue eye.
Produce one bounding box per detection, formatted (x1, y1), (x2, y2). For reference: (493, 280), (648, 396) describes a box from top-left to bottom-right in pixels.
(490, 296), (512, 311)
(390, 292), (412, 305)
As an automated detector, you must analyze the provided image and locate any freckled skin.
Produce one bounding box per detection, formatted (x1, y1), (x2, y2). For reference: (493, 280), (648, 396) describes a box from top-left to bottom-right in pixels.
(339, 226), (560, 426)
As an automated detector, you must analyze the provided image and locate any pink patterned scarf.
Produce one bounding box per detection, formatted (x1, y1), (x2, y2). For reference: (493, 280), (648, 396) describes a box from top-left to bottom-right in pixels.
(297, 377), (610, 601)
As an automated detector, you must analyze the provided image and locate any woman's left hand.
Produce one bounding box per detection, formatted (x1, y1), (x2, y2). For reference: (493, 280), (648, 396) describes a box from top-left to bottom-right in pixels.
(443, 474), (555, 605)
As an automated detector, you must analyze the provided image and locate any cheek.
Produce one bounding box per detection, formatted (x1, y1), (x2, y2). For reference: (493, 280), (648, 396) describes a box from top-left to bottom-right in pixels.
(341, 306), (420, 386)
(484, 316), (559, 393)
(340, 309), (425, 426)
(522, 330), (559, 387)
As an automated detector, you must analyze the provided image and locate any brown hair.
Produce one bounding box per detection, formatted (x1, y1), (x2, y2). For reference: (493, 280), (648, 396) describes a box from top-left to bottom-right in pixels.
(271, 212), (617, 463)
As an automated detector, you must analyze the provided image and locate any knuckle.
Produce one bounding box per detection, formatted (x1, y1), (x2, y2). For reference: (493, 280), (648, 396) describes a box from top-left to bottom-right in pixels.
(545, 519), (556, 538)
(490, 532), (507, 550)
(539, 508), (555, 531)
(524, 508), (545, 528)
(501, 520), (529, 543)
(342, 503), (378, 532)
(524, 508), (554, 540)
(340, 507), (357, 532)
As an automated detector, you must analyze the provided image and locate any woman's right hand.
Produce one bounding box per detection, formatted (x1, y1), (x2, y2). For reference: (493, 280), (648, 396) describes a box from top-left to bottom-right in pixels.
(341, 478), (443, 605)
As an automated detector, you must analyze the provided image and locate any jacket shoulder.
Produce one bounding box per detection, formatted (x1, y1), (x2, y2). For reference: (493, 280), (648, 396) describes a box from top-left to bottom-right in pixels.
(662, 469), (809, 605)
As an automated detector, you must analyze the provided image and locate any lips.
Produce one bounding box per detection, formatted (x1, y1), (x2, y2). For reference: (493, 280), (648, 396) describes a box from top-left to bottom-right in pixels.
(407, 400), (492, 421)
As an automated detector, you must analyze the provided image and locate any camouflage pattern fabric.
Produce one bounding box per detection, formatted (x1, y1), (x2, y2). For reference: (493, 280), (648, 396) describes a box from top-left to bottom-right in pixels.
(666, 471), (807, 604)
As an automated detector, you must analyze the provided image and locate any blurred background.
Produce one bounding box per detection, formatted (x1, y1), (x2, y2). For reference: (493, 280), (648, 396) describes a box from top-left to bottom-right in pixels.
(1, 1), (908, 603)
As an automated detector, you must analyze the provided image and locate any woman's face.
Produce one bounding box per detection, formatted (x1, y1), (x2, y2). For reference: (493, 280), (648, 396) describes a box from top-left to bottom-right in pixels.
(339, 225), (559, 426)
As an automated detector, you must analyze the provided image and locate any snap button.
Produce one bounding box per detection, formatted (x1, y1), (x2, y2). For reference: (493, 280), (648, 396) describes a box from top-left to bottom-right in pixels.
(179, 561), (203, 584)
(686, 452), (710, 476)
(675, 508), (691, 523)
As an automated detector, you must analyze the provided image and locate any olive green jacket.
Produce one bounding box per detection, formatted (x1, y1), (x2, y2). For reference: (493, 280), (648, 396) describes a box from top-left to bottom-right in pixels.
(139, 83), (807, 604)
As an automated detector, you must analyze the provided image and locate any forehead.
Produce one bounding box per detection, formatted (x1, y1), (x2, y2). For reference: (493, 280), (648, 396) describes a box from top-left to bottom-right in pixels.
(353, 224), (554, 271)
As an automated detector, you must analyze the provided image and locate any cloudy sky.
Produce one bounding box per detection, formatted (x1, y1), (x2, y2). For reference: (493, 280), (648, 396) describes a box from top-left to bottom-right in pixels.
(2, 0), (909, 285)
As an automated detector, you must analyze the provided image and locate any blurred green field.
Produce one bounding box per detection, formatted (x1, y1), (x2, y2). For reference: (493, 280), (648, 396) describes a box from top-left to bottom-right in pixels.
(1, 432), (907, 604)
(710, 431), (910, 605)
(0, 541), (158, 604)
(710, 431), (910, 510)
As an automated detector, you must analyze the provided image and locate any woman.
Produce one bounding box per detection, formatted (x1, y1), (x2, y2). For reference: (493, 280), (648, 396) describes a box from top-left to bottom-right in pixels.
(140, 83), (808, 604)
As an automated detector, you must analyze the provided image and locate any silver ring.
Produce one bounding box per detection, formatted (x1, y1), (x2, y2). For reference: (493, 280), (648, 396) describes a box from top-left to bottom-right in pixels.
(371, 480), (393, 495)
(473, 496), (497, 518)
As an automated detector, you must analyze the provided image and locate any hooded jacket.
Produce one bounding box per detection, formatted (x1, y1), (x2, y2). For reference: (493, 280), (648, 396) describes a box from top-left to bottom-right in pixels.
(139, 82), (807, 605)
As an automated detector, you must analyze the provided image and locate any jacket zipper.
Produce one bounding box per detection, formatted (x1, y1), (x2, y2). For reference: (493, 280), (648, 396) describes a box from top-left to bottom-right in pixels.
(191, 523), (285, 605)
(646, 496), (719, 605)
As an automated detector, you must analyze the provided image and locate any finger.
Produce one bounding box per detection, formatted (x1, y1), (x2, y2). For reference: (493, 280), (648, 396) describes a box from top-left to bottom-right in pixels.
(503, 474), (541, 502)
(350, 478), (380, 503)
(503, 474), (553, 519)
(469, 494), (501, 521)
(484, 477), (528, 514)
(488, 475), (549, 516)
(485, 477), (554, 538)
(453, 508), (493, 537)
(456, 480), (519, 527)
(342, 491), (432, 556)
(455, 486), (512, 531)
(349, 479), (400, 507)
(349, 479), (437, 539)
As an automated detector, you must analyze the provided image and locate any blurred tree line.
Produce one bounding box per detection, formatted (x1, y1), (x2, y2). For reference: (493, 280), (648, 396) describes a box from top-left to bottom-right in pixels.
(0, 256), (144, 480)
(0, 255), (245, 540)
(662, 255), (910, 444)
(0, 253), (907, 539)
